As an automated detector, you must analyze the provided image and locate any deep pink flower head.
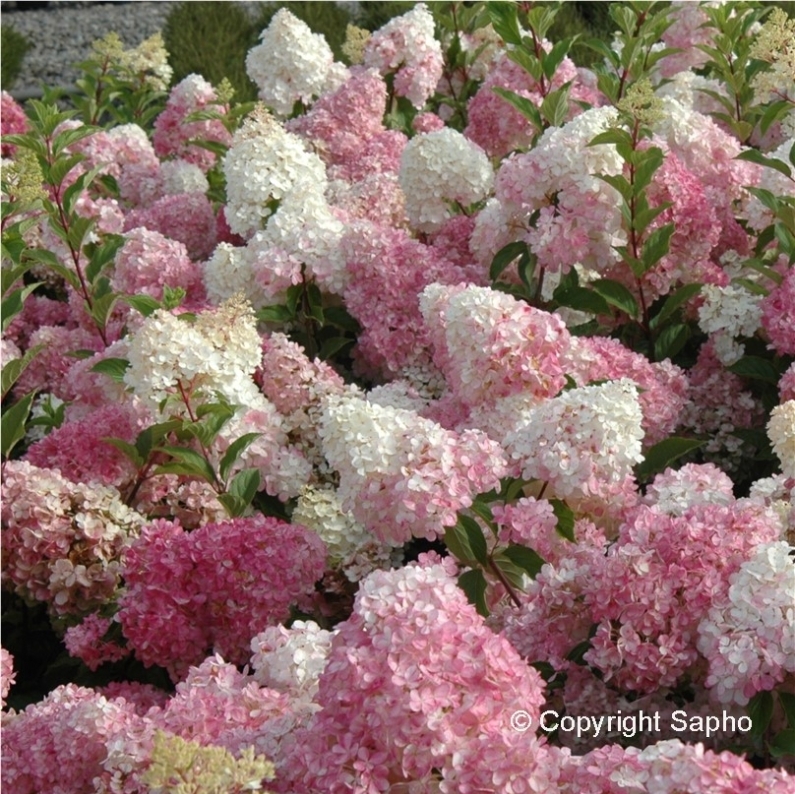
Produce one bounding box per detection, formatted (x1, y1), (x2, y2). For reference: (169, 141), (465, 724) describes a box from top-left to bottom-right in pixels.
(24, 403), (141, 490)
(118, 515), (326, 679)
(64, 613), (130, 671)
(1, 91), (28, 157)
(282, 561), (550, 792)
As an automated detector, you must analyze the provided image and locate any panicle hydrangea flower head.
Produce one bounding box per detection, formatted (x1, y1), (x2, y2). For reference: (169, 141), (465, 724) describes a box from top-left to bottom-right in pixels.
(399, 128), (493, 233)
(761, 263), (795, 356)
(64, 614), (130, 671)
(697, 284), (764, 365)
(655, 1), (714, 78)
(420, 283), (571, 408)
(768, 399), (795, 479)
(465, 47), (601, 158)
(320, 393), (508, 544)
(111, 226), (203, 301)
(292, 484), (402, 581)
(152, 73), (232, 171)
(250, 620), (334, 699)
(283, 561), (549, 792)
(363, 3), (443, 108)
(644, 463), (735, 515)
(580, 500), (782, 693)
(24, 403), (142, 490)
(1, 461), (145, 616)
(502, 379), (644, 501)
(246, 8), (345, 116)
(118, 515), (326, 679)
(1, 683), (139, 794)
(1, 91), (28, 157)
(223, 105), (328, 239)
(123, 191), (218, 262)
(1, 646), (15, 709)
(563, 335), (689, 445)
(124, 295), (262, 412)
(340, 222), (467, 381)
(697, 541), (795, 706)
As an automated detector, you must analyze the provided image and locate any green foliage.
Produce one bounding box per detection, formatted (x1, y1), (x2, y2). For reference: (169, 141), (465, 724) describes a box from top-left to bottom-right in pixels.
(163, 1), (261, 102)
(0, 25), (30, 90)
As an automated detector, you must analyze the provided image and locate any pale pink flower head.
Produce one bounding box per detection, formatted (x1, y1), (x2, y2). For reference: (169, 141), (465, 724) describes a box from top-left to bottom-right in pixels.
(420, 283), (572, 408)
(112, 226), (204, 301)
(152, 74), (232, 171)
(363, 3), (443, 108)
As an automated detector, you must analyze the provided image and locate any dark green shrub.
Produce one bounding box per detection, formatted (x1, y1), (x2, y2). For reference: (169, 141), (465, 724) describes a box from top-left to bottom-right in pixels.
(1, 25), (31, 90)
(163, 1), (261, 102)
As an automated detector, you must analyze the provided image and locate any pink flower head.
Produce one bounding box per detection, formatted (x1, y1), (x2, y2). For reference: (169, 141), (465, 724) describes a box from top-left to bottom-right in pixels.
(1, 646), (15, 709)
(64, 613), (130, 671)
(283, 562), (549, 792)
(118, 515), (326, 679)
(1, 91), (28, 157)
(152, 74), (232, 171)
(363, 4), (443, 109)
(761, 265), (795, 356)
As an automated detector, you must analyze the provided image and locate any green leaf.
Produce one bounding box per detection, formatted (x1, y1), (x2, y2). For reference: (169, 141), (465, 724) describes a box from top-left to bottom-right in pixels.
(1, 344), (44, 401)
(653, 323), (690, 362)
(457, 514), (489, 567)
(90, 357), (130, 383)
(539, 83), (572, 128)
(492, 87), (542, 130)
(490, 241), (530, 282)
(469, 499), (495, 531)
(219, 432), (261, 483)
(102, 437), (144, 468)
(217, 493), (248, 517)
(748, 690), (774, 740)
(737, 148), (792, 179)
(134, 419), (183, 461)
(124, 294), (161, 317)
(318, 336), (353, 361)
(591, 279), (639, 318)
(566, 638), (592, 665)
(487, 1), (523, 46)
(255, 303), (293, 324)
(556, 286), (611, 315)
(769, 729), (795, 758)
(501, 543), (545, 578)
(84, 234), (124, 284)
(549, 499), (576, 542)
(641, 223), (675, 272)
(228, 467), (260, 503)
(458, 569), (489, 617)
(445, 523), (477, 565)
(779, 692), (795, 729)
(635, 437), (705, 482)
(154, 445), (217, 485)
(1, 390), (36, 458)
(1, 282), (42, 332)
(727, 355), (781, 384)
(649, 283), (702, 330)
(759, 99), (793, 136)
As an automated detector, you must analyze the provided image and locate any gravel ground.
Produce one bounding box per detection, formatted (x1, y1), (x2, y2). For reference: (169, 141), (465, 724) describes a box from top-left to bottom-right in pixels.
(2, 1), (262, 98)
